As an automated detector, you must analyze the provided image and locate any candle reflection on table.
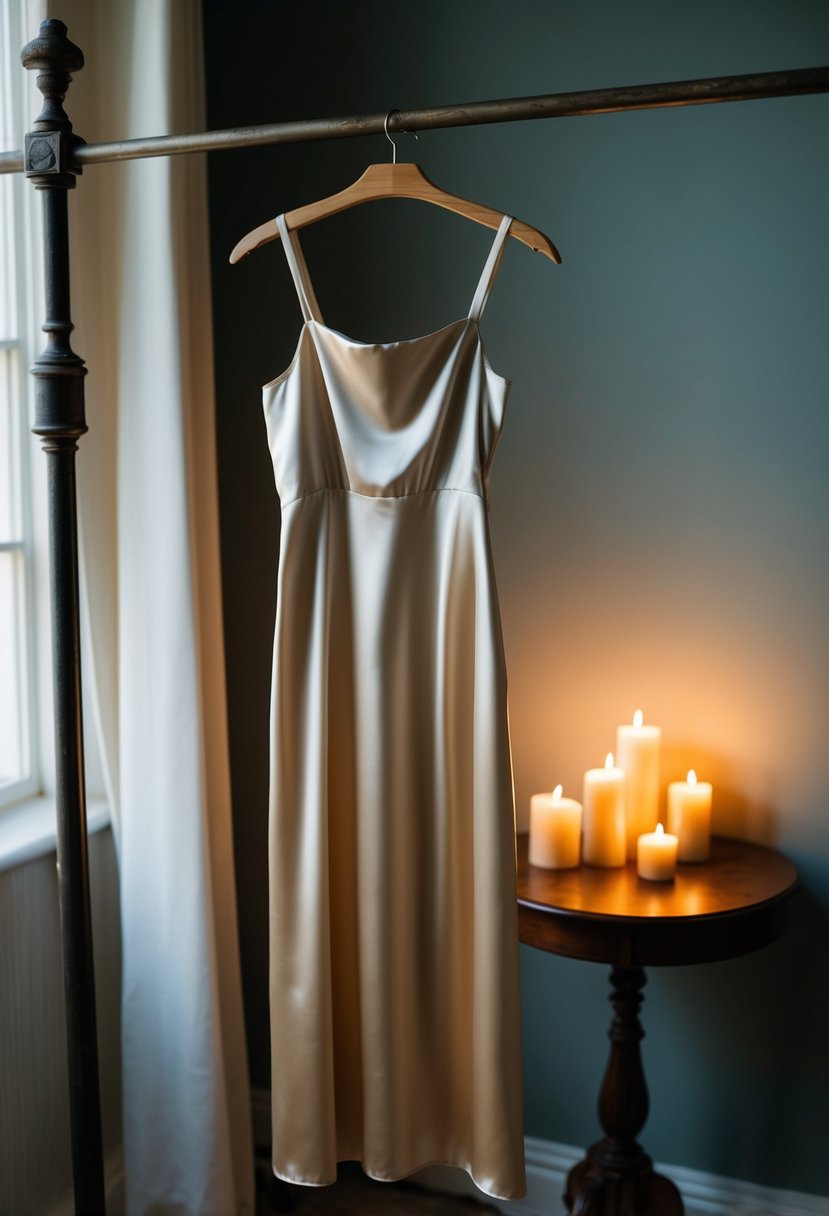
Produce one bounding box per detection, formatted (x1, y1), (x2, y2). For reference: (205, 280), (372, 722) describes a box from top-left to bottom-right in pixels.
(516, 836), (781, 921)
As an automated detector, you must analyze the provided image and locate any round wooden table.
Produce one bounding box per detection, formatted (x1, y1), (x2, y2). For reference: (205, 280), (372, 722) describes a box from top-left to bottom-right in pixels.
(516, 834), (797, 1216)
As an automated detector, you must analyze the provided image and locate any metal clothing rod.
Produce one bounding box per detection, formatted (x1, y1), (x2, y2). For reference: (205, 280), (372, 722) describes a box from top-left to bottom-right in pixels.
(2, 64), (829, 175)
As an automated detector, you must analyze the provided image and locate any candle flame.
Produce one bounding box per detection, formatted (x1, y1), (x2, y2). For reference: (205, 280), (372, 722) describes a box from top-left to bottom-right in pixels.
(553, 784), (563, 800)
(605, 752), (614, 770)
(656, 823), (664, 836)
(633, 709), (644, 729)
(688, 769), (697, 786)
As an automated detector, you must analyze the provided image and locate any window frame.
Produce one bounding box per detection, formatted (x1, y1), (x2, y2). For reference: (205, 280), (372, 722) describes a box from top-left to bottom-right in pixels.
(0, 0), (45, 810)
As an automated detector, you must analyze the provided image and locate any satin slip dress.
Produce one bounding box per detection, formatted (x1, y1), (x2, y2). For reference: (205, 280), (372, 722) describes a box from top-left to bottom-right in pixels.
(264, 212), (526, 1200)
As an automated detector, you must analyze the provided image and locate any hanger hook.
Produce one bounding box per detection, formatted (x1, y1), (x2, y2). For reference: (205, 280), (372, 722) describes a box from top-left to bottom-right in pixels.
(384, 109), (418, 165)
(384, 109), (399, 164)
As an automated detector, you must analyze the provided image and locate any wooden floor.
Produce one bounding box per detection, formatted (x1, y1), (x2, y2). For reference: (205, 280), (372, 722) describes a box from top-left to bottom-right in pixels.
(255, 1160), (499, 1214)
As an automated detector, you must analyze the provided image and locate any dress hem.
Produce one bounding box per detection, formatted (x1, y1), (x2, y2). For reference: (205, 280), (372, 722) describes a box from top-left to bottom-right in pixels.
(271, 1158), (527, 1202)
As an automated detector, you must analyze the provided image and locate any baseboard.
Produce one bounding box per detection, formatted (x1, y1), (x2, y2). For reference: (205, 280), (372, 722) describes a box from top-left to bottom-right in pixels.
(252, 1087), (829, 1216)
(416, 1138), (829, 1216)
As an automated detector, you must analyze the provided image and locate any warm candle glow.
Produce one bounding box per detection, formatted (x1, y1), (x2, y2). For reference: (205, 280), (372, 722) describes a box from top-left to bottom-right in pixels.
(637, 821), (678, 881)
(529, 785), (582, 869)
(616, 712), (661, 858)
(583, 754), (625, 867)
(668, 770), (712, 861)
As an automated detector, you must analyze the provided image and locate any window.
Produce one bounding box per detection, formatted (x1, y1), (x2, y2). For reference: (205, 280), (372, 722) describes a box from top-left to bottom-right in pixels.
(1, 0), (42, 808)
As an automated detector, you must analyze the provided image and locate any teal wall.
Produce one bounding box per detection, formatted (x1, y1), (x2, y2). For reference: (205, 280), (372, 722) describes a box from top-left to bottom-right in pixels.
(204, 0), (829, 1196)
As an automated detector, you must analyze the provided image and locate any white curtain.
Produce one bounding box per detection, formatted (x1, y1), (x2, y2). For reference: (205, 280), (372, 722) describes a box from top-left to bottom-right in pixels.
(57, 0), (255, 1211)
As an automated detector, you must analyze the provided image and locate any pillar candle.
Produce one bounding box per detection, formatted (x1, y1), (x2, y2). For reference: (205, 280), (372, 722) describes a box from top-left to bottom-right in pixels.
(616, 709), (661, 859)
(667, 770), (713, 862)
(637, 822), (678, 881)
(583, 753), (626, 867)
(529, 784), (583, 870)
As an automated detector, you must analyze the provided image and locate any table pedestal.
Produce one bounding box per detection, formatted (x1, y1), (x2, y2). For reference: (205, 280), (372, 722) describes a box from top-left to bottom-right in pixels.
(564, 967), (683, 1216)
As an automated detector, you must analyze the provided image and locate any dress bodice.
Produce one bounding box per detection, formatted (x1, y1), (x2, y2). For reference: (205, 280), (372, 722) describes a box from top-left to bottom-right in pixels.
(262, 214), (514, 508)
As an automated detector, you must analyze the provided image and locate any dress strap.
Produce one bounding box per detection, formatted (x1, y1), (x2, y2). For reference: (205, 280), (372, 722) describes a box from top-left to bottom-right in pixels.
(276, 213), (325, 325)
(468, 214), (514, 323)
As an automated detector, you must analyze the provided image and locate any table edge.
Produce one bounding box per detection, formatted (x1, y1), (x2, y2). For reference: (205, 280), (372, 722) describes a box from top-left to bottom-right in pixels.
(516, 834), (799, 966)
(516, 833), (798, 923)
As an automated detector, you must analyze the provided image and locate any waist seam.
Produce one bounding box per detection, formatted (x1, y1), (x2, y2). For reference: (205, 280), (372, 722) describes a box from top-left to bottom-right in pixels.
(280, 485), (488, 510)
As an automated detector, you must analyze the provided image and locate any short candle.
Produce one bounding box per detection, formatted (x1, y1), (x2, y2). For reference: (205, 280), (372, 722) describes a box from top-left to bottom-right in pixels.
(668, 770), (713, 862)
(637, 823), (678, 882)
(616, 708), (661, 859)
(529, 784), (582, 870)
(583, 753), (626, 868)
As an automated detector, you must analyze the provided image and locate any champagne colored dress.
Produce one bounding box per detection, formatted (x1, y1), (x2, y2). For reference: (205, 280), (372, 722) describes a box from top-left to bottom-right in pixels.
(264, 212), (525, 1200)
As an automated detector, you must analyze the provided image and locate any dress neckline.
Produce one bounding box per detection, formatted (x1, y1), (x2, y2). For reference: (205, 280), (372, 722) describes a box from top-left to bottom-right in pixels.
(307, 314), (470, 350)
(261, 315), (511, 393)
(308, 316), (510, 389)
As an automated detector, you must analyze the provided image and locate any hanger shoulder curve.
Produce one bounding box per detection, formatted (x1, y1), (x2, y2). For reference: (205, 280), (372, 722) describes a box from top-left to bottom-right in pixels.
(229, 161), (561, 265)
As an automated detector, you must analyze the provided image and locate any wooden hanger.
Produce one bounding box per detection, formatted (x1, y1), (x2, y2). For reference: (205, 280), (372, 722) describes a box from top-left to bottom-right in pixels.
(229, 115), (561, 265)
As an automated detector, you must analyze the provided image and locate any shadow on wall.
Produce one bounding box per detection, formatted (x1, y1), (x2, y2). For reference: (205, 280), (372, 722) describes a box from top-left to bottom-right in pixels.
(645, 880), (829, 1189)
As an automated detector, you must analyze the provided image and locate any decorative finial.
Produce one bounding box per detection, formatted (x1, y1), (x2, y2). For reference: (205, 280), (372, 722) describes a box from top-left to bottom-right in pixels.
(20, 19), (84, 187)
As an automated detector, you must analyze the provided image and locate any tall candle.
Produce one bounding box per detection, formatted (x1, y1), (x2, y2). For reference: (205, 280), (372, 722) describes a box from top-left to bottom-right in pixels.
(529, 785), (583, 870)
(583, 753), (626, 867)
(667, 770), (713, 862)
(637, 822), (678, 881)
(616, 709), (661, 859)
